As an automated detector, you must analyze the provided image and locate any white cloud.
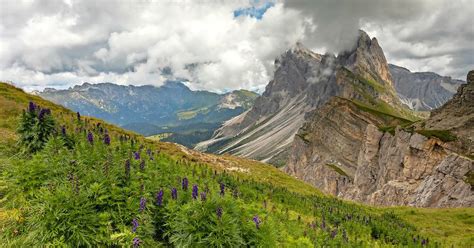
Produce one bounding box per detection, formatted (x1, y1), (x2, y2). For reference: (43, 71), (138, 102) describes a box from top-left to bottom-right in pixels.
(0, 0), (472, 92)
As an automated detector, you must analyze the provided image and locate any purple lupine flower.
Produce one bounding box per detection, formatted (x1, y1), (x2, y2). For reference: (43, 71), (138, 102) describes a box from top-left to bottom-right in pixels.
(200, 192), (207, 201)
(87, 131), (94, 144)
(331, 229), (338, 239)
(132, 218), (139, 232)
(61, 125), (66, 136)
(220, 182), (225, 196)
(192, 184), (198, 200)
(216, 207), (223, 219)
(139, 197), (146, 212)
(38, 108), (48, 120)
(139, 160), (145, 171)
(171, 187), (178, 200)
(125, 159), (131, 178)
(421, 239), (427, 246)
(156, 189), (164, 206)
(146, 149), (152, 156)
(253, 215), (260, 229)
(133, 237), (141, 247)
(76, 112), (81, 121)
(182, 177), (188, 191)
(28, 101), (36, 113)
(103, 133), (110, 145)
(134, 151), (140, 160)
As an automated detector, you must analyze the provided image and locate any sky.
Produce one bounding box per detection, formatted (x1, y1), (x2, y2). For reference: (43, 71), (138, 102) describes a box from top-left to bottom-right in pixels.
(0, 0), (473, 92)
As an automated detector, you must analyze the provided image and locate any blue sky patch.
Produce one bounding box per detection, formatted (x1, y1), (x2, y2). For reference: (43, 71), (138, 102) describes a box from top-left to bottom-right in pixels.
(233, 2), (275, 20)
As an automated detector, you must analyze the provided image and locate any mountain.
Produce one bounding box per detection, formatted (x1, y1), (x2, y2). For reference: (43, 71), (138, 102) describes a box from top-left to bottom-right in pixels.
(284, 70), (473, 207)
(39, 81), (258, 147)
(4, 82), (474, 246)
(197, 31), (413, 166)
(389, 64), (465, 111)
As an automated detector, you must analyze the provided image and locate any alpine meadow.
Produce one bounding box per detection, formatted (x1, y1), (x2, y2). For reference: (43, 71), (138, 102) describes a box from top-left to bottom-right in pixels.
(1, 0), (473, 247)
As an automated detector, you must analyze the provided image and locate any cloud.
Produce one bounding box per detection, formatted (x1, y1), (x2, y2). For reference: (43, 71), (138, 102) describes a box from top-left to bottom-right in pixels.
(285, 0), (474, 79)
(0, 0), (306, 92)
(0, 0), (472, 92)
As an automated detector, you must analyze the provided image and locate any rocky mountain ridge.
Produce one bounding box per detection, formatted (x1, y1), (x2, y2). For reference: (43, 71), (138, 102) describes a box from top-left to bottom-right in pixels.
(39, 81), (258, 147)
(389, 64), (465, 111)
(197, 30), (411, 166)
(284, 71), (474, 207)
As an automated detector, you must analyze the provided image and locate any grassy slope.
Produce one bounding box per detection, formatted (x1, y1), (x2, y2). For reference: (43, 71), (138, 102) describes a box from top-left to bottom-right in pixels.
(0, 82), (473, 246)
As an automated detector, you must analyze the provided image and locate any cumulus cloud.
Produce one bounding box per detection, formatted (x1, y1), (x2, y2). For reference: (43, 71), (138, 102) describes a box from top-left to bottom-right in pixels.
(285, 0), (474, 80)
(0, 0), (472, 92)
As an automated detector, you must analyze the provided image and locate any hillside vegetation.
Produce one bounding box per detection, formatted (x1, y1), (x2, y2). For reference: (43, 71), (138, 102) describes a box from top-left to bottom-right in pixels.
(0, 82), (473, 247)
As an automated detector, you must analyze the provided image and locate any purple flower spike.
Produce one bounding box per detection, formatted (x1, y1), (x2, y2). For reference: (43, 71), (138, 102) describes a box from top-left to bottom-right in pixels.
(140, 160), (145, 171)
(28, 101), (36, 113)
(132, 218), (139, 232)
(146, 149), (152, 156)
(182, 177), (188, 191)
(220, 182), (225, 196)
(125, 159), (131, 178)
(103, 133), (110, 145)
(133, 237), (141, 247)
(87, 131), (94, 144)
(200, 192), (207, 201)
(134, 151), (140, 160)
(76, 111), (81, 121)
(61, 125), (66, 136)
(156, 189), (164, 206)
(171, 187), (178, 200)
(253, 215), (260, 229)
(216, 207), (223, 219)
(38, 108), (49, 120)
(192, 184), (198, 200)
(139, 197), (146, 212)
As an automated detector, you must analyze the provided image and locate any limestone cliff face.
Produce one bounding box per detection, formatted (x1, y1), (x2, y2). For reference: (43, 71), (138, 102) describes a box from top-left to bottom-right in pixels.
(197, 30), (403, 165)
(284, 71), (474, 207)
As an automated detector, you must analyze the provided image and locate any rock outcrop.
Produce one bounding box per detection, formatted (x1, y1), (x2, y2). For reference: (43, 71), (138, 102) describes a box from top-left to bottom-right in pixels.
(284, 71), (474, 207)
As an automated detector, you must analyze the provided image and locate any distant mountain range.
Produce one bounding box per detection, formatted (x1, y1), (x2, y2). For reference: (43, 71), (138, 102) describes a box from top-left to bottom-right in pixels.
(389, 64), (465, 111)
(38, 81), (258, 147)
(197, 30), (473, 207)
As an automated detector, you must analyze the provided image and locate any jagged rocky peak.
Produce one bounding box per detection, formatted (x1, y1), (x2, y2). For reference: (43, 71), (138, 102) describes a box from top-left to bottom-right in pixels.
(268, 42), (324, 98)
(338, 30), (393, 86)
(284, 70), (474, 207)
